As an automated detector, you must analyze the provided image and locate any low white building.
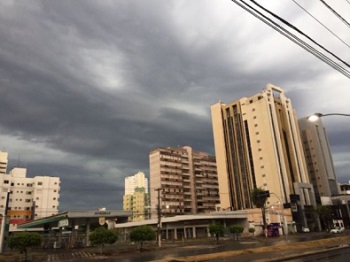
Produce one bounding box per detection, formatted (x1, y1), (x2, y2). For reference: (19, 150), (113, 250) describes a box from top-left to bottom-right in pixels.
(0, 167), (60, 230)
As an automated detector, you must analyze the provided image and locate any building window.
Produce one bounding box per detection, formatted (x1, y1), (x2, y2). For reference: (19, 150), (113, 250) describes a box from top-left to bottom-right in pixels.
(4, 180), (9, 184)
(37, 182), (43, 186)
(26, 183), (32, 187)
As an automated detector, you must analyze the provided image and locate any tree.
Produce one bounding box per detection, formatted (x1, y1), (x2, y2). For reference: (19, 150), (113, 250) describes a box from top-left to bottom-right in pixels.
(7, 231), (42, 262)
(209, 222), (224, 243)
(251, 188), (269, 236)
(89, 227), (118, 254)
(229, 224), (244, 240)
(129, 225), (156, 251)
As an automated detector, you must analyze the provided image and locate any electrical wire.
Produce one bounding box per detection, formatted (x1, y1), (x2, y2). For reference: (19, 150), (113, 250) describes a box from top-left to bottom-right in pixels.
(231, 0), (350, 79)
(319, 0), (350, 29)
(249, 0), (350, 68)
(291, 0), (350, 49)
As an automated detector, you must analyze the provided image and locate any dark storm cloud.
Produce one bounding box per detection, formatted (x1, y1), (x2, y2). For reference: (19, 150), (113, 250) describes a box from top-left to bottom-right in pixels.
(1, 0), (349, 210)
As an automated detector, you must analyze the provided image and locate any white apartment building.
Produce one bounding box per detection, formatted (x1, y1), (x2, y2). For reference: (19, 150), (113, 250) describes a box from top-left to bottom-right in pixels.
(124, 171), (148, 195)
(0, 151), (8, 175)
(123, 171), (149, 221)
(0, 167), (60, 228)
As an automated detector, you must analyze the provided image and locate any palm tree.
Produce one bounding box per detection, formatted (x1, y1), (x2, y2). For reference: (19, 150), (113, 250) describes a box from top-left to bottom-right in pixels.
(251, 188), (269, 236)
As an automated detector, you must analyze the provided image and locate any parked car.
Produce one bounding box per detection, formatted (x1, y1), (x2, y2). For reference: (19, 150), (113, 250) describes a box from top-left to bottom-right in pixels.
(330, 227), (345, 234)
(301, 227), (310, 233)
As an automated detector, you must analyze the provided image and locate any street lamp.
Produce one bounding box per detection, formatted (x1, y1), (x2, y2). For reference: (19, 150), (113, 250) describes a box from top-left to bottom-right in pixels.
(307, 113), (350, 122)
(269, 192), (288, 237)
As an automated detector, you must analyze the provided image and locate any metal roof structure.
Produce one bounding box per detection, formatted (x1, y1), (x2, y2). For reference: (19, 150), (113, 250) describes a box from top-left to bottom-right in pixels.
(18, 210), (132, 229)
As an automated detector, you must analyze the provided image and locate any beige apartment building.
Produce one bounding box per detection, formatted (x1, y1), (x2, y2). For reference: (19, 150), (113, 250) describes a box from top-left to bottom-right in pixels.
(211, 84), (319, 230)
(299, 117), (339, 203)
(149, 146), (219, 218)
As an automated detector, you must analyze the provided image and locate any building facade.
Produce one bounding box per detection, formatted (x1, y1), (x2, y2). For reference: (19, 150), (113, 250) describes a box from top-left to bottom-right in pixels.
(123, 171), (149, 221)
(211, 84), (319, 230)
(124, 171), (148, 195)
(149, 146), (220, 218)
(339, 182), (350, 195)
(0, 167), (60, 227)
(0, 151), (8, 175)
(299, 117), (339, 203)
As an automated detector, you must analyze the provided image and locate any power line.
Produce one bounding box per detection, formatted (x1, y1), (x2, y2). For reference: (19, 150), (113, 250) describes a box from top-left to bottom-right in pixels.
(249, 0), (350, 68)
(291, 0), (350, 49)
(319, 0), (350, 29)
(231, 0), (350, 79)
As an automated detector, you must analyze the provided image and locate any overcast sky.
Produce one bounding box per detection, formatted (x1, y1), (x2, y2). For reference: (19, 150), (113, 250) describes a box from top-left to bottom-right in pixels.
(0, 0), (349, 211)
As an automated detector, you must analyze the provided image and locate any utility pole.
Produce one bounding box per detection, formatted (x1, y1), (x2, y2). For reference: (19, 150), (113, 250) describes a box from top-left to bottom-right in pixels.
(155, 188), (162, 247)
(0, 190), (10, 253)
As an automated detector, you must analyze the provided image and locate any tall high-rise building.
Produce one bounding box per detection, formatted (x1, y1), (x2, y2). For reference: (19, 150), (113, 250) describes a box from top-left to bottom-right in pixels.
(149, 146), (219, 218)
(299, 117), (339, 202)
(211, 84), (318, 229)
(0, 167), (60, 228)
(124, 171), (148, 195)
(0, 151), (8, 174)
(123, 171), (149, 221)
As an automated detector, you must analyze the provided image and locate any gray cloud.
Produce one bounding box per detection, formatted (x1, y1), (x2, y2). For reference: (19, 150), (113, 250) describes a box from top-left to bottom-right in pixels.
(1, 0), (349, 210)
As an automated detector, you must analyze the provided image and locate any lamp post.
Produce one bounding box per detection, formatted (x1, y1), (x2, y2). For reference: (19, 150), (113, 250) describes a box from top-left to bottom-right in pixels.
(307, 113), (350, 122)
(269, 192), (288, 237)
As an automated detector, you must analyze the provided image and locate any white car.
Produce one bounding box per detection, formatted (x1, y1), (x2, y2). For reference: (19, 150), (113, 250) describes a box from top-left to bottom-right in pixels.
(301, 227), (310, 233)
(330, 227), (345, 234)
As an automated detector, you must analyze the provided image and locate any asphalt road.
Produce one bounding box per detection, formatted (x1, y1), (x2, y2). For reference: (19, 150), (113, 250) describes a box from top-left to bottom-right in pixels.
(1, 231), (349, 261)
